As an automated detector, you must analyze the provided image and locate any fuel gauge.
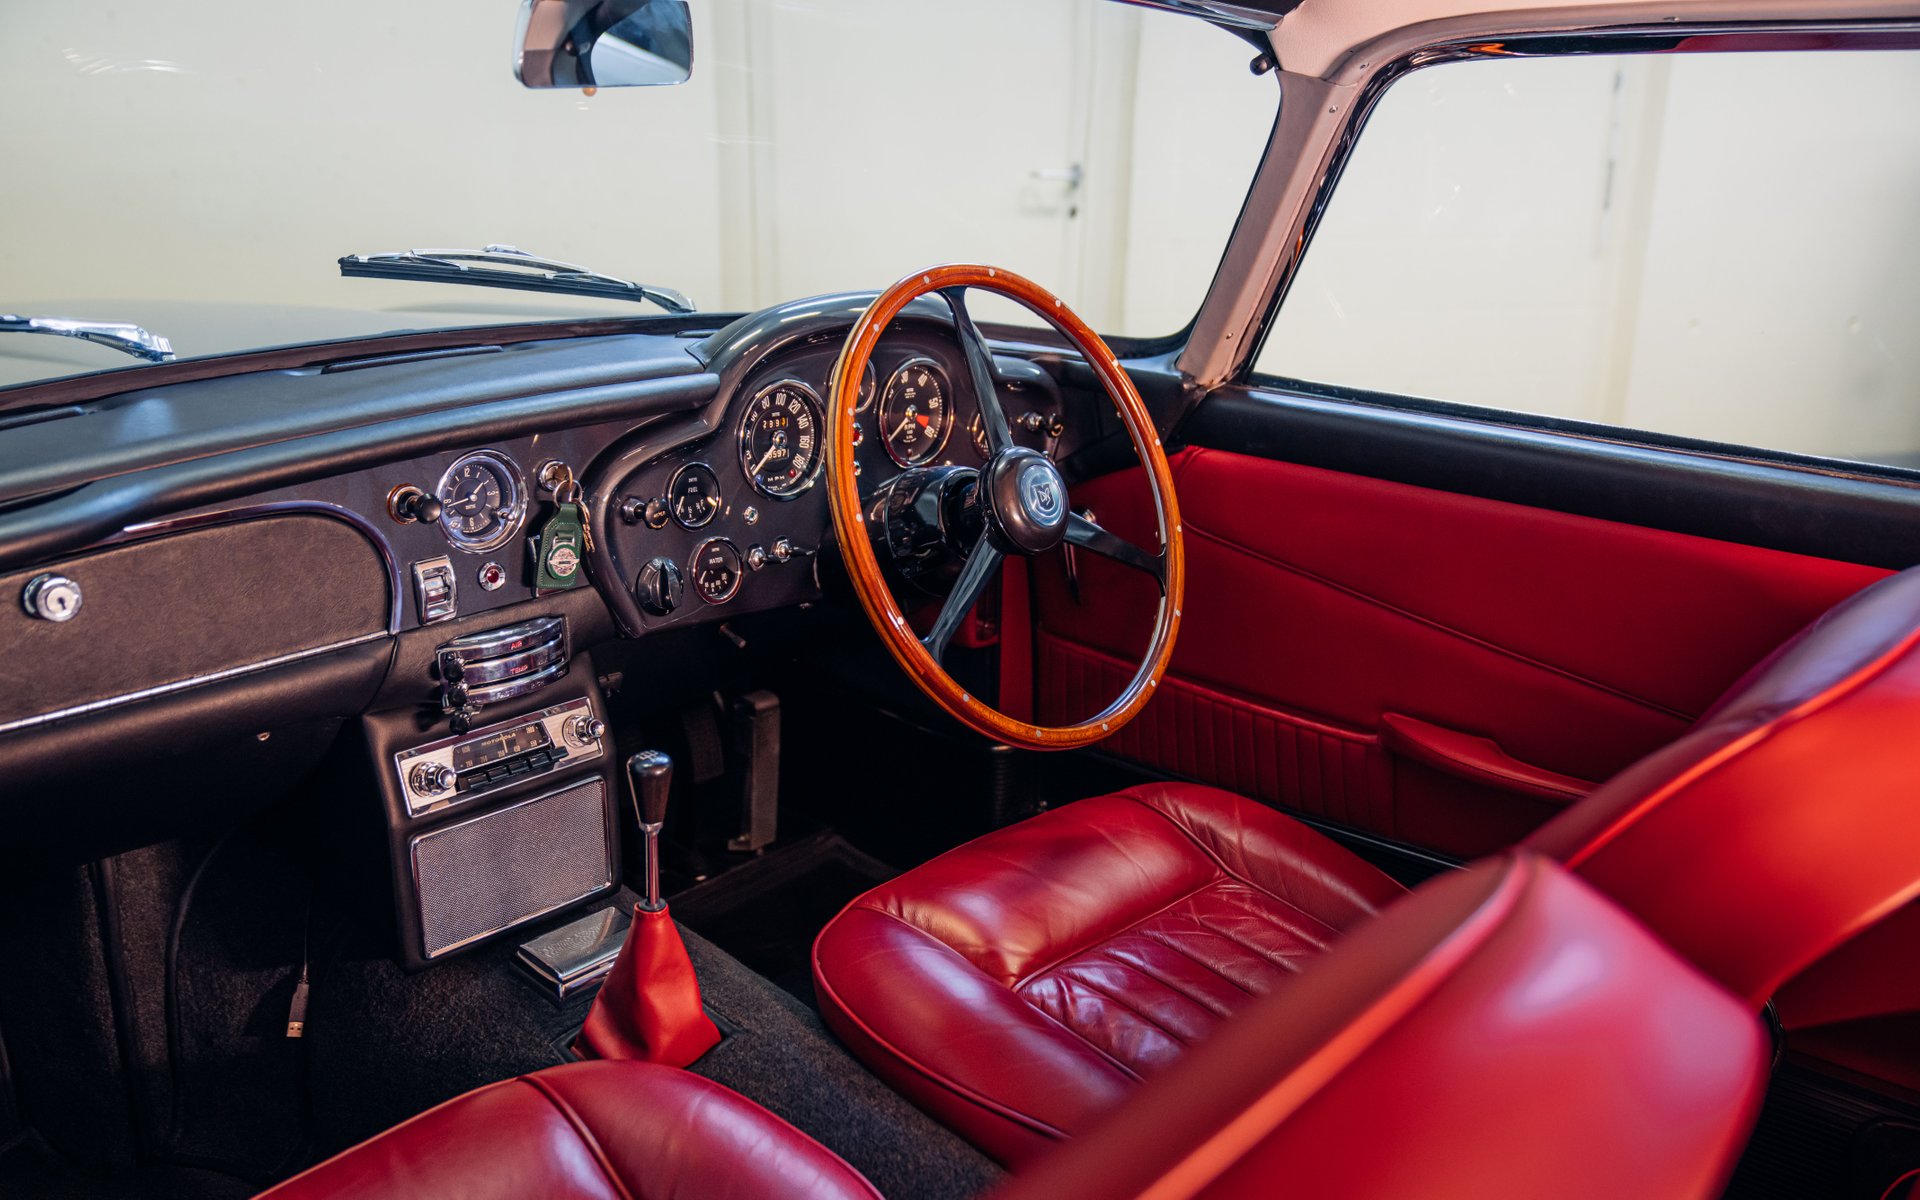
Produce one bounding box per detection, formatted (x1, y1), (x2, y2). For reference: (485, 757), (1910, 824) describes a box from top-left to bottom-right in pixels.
(667, 463), (722, 529)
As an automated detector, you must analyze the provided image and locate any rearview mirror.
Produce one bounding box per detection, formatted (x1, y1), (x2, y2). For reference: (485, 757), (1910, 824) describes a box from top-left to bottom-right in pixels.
(514, 0), (694, 89)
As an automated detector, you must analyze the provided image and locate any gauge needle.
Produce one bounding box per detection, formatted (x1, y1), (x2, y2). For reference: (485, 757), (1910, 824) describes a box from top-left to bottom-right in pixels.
(750, 432), (787, 477)
(890, 407), (922, 439)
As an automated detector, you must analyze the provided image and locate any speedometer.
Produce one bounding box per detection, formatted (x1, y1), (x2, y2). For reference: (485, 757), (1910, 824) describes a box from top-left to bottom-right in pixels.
(738, 379), (823, 499)
(879, 358), (953, 467)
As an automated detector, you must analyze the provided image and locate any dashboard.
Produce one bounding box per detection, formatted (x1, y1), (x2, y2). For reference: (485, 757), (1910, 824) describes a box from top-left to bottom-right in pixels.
(0, 292), (1094, 861)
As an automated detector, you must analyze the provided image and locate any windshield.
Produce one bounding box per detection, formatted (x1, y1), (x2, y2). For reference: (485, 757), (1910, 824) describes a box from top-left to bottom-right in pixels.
(0, 0), (1276, 392)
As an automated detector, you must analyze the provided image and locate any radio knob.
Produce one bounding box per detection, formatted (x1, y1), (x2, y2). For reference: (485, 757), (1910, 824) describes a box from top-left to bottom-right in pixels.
(410, 762), (455, 796)
(568, 715), (607, 746)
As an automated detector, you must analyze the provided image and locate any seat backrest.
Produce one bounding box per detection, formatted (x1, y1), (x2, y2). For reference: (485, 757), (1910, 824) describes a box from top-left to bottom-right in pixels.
(1526, 566), (1920, 1008)
(991, 853), (1767, 1200)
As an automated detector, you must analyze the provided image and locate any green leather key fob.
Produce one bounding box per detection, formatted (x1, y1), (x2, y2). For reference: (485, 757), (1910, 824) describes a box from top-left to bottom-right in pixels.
(534, 502), (586, 590)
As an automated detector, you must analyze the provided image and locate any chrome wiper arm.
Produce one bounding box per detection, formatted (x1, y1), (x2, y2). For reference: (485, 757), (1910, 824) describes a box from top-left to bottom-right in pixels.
(0, 314), (176, 362)
(338, 243), (695, 314)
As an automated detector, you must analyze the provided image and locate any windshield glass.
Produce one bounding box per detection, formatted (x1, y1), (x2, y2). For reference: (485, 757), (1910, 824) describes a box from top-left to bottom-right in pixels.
(0, 0), (1275, 392)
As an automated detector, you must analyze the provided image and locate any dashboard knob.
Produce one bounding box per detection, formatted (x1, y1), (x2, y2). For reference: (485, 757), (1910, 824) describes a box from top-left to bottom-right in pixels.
(410, 762), (455, 796)
(636, 556), (685, 616)
(771, 538), (794, 564)
(390, 486), (443, 525)
(568, 714), (607, 745)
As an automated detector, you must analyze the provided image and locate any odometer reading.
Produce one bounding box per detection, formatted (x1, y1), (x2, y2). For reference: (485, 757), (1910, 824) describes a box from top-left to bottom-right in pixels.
(738, 379), (823, 499)
(879, 358), (953, 467)
(690, 538), (744, 605)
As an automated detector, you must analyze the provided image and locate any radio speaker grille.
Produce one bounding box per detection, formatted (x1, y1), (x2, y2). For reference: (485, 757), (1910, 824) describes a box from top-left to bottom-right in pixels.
(410, 777), (612, 959)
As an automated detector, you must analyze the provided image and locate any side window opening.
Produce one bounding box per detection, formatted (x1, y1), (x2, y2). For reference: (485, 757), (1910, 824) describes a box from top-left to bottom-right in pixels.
(1252, 50), (1920, 471)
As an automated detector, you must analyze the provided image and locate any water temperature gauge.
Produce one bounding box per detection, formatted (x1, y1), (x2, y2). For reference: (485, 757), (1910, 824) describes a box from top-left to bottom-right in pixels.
(690, 538), (745, 605)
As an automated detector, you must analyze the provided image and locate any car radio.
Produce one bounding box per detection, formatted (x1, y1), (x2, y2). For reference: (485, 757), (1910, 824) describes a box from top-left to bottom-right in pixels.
(393, 696), (606, 816)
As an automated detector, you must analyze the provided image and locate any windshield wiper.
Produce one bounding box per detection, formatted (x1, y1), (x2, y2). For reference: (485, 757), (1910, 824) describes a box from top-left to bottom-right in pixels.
(338, 243), (695, 314)
(0, 314), (176, 362)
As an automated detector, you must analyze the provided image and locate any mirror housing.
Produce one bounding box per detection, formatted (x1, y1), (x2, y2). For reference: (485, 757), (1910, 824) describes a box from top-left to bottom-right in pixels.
(515, 0), (694, 89)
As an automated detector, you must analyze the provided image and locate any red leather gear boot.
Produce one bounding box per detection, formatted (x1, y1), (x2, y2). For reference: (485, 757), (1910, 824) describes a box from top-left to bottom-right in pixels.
(576, 903), (720, 1065)
(575, 750), (721, 1066)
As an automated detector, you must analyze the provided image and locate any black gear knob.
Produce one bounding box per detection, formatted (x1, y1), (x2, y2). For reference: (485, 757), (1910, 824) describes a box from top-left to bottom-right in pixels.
(628, 750), (673, 828)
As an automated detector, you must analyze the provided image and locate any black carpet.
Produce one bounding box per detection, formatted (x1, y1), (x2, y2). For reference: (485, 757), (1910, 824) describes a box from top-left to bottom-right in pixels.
(671, 832), (897, 1004)
(680, 923), (1001, 1200)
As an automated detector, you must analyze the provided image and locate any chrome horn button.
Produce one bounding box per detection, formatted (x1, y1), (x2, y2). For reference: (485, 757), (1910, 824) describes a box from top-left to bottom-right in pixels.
(983, 447), (1068, 554)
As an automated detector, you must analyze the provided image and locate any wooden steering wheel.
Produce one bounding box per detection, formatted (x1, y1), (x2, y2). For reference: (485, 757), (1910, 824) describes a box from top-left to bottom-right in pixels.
(825, 264), (1185, 751)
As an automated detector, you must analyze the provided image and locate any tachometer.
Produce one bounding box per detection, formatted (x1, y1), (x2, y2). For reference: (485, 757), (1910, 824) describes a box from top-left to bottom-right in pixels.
(435, 450), (527, 553)
(738, 379), (823, 499)
(879, 358), (953, 467)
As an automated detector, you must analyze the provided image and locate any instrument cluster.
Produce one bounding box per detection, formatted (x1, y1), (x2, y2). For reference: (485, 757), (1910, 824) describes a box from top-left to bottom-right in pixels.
(599, 327), (1063, 635)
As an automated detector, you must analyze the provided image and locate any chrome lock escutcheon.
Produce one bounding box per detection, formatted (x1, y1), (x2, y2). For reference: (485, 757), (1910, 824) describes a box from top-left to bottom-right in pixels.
(22, 573), (82, 623)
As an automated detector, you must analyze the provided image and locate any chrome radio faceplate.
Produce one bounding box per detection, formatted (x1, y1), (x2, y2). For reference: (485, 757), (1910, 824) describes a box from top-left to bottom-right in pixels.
(394, 696), (606, 817)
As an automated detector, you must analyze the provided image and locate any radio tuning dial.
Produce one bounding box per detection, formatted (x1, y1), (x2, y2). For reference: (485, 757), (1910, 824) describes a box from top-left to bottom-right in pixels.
(410, 762), (455, 796)
(567, 715), (606, 747)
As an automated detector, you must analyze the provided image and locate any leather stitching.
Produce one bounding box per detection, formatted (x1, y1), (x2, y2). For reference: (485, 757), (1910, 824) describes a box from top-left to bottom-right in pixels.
(1102, 940), (1251, 1007)
(1032, 967), (1195, 1051)
(519, 1074), (639, 1200)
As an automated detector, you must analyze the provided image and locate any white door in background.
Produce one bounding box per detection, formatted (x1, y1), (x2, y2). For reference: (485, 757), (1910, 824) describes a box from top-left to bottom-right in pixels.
(708, 0), (1115, 326)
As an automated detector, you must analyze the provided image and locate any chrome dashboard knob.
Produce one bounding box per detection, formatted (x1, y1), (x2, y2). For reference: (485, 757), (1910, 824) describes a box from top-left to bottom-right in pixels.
(568, 714), (606, 746)
(410, 761), (455, 796)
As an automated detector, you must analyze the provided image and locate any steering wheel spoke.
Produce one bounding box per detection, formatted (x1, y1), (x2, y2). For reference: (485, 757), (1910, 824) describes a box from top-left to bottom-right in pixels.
(1064, 511), (1166, 593)
(941, 286), (1014, 458)
(829, 264), (1184, 751)
(923, 533), (1004, 665)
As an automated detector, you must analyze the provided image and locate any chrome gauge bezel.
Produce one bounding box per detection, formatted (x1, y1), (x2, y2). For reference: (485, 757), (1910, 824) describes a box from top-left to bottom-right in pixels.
(434, 449), (528, 554)
(666, 461), (723, 529)
(737, 378), (825, 500)
(689, 537), (745, 605)
(878, 356), (954, 468)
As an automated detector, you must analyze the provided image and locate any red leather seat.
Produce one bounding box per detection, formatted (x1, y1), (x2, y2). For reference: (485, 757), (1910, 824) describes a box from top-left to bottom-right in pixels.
(816, 567), (1920, 1165)
(990, 853), (1768, 1200)
(810, 782), (1406, 1165)
(255, 1060), (881, 1200)
(1527, 565), (1920, 1008)
(256, 855), (1767, 1200)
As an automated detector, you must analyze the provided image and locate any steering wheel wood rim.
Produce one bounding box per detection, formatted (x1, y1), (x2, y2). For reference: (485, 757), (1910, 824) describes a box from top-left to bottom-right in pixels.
(826, 264), (1185, 751)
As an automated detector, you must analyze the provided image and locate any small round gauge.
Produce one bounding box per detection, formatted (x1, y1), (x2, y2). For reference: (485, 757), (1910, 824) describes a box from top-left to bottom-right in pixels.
(435, 450), (526, 553)
(857, 359), (878, 413)
(879, 358), (953, 467)
(967, 410), (991, 458)
(690, 538), (744, 605)
(738, 379), (824, 499)
(666, 462), (722, 529)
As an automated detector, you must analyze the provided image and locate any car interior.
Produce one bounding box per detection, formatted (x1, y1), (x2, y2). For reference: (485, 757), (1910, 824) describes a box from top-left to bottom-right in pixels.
(5, 1), (1920, 1198)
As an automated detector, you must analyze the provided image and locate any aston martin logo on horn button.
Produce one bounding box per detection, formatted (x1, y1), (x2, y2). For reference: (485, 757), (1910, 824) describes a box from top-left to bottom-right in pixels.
(1021, 463), (1063, 523)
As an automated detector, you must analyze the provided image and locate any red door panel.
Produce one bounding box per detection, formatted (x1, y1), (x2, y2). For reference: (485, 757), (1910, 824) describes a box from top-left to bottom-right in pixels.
(1030, 447), (1886, 857)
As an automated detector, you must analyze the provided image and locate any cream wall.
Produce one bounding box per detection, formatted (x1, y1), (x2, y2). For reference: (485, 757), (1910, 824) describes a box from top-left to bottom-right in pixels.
(0, 1), (1270, 338)
(1262, 52), (1920, 467)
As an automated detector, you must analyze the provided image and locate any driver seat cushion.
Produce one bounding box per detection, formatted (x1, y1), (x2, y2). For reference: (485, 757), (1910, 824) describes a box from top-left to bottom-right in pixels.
(810, 781), (1407, 1166)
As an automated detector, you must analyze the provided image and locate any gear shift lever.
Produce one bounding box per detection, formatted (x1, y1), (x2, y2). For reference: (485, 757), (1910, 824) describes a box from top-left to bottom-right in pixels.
(629, 750), (672, 911)
(575, 749), (721, 1067)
